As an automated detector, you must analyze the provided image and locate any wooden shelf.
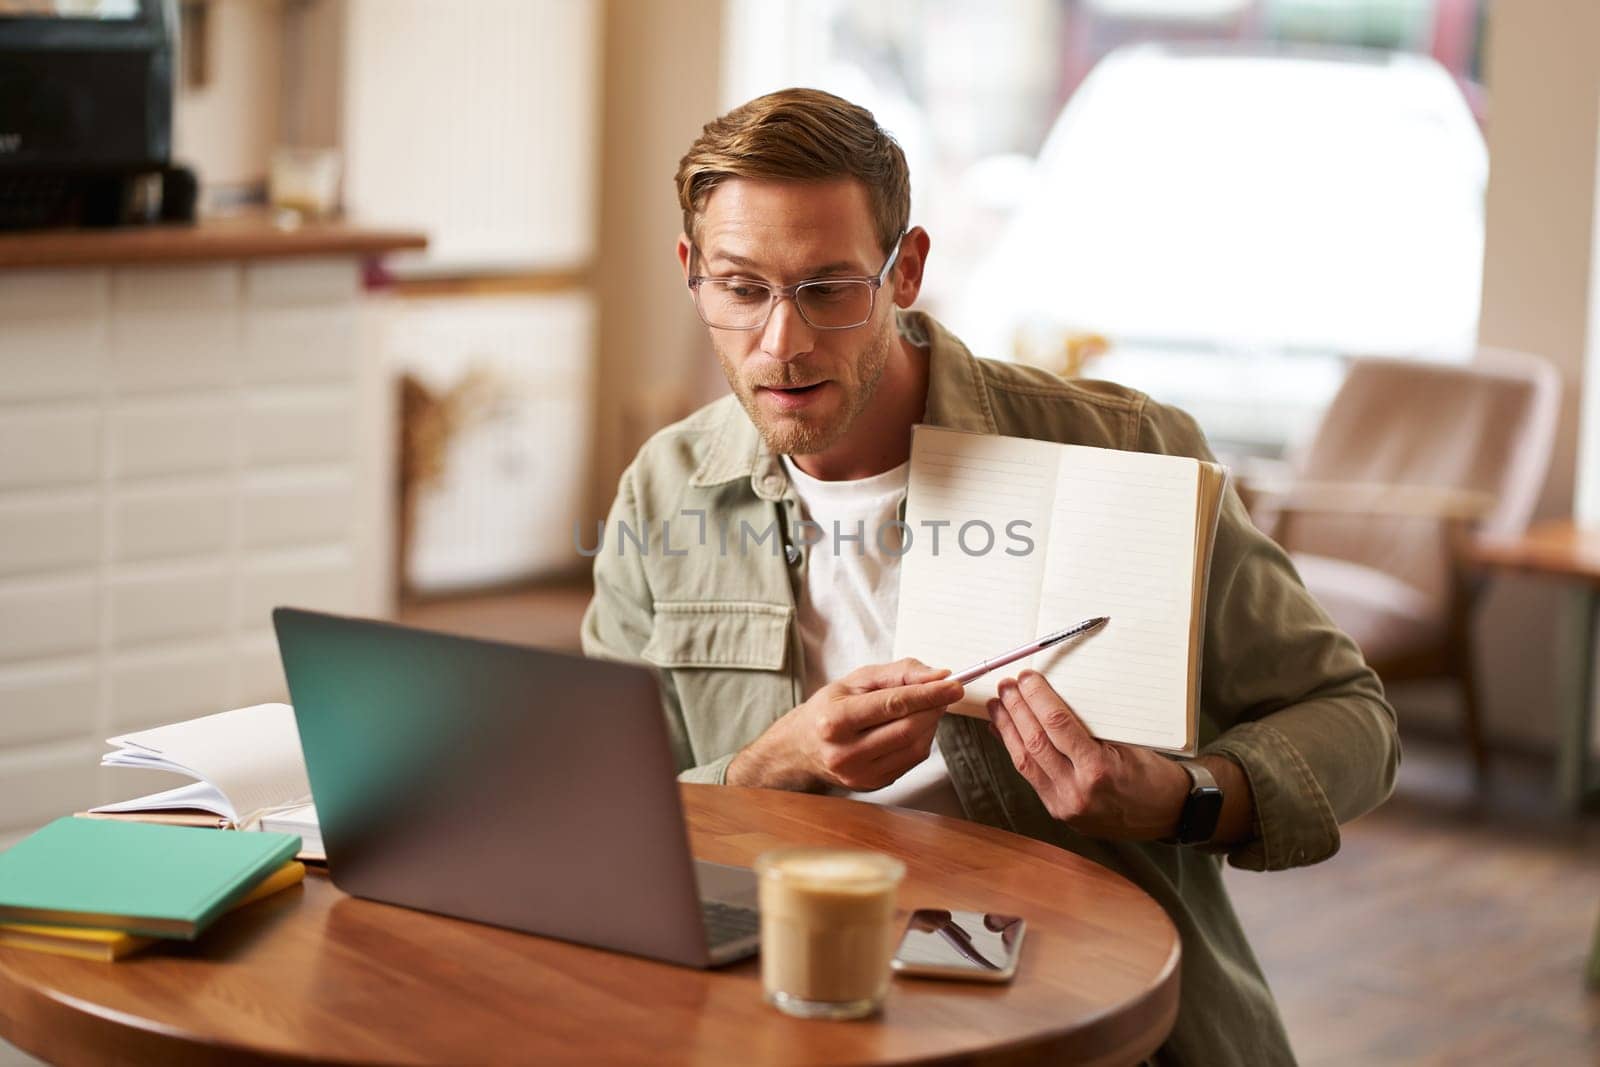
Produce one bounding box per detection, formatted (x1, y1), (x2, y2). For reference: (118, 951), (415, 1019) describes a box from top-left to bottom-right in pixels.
(0, 212), (427, 270)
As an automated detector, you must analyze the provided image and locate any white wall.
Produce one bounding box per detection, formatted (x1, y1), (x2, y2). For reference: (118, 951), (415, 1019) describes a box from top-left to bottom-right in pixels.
(280, 0), (345, 150)
(172, 0), (284, 193)
(342, 0), (600, 274)
(590, 0), (730, 521)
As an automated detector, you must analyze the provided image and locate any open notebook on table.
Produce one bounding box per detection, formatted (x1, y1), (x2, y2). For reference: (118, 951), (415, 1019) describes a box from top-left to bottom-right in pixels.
(85, 703), (323, 860)
(892, 425), (1226, 755)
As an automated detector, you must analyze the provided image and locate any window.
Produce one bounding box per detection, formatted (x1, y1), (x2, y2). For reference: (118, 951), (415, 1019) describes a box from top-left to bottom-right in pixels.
(726, 0), (1489, 455)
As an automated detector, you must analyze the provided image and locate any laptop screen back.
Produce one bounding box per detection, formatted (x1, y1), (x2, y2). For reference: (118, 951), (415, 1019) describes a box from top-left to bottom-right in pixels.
(272, 607), (713, 966)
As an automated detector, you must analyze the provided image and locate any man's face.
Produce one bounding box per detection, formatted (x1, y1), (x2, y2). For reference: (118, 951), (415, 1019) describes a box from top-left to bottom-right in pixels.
(679, 178), (900, 456)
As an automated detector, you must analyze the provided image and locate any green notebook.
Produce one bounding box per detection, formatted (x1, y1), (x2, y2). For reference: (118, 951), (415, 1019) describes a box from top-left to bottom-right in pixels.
(0, 817), (300, 940)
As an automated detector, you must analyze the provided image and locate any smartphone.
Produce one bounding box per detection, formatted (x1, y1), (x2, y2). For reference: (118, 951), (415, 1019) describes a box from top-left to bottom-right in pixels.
(890, 908), (1026, 982)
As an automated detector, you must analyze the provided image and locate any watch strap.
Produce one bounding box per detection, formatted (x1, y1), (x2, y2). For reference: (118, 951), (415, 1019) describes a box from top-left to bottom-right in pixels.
(1164, 758), (1223, 846)
(1178, 759), (1218, 793)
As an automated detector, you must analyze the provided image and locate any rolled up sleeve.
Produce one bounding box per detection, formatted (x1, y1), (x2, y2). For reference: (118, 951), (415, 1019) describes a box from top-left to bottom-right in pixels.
(1203, 720), (1342, 870)
(676, 752), (736, 786)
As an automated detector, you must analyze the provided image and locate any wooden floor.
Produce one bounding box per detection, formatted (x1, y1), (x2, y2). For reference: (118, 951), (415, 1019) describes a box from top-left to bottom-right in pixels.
(1224, 734), (1600, 1065)
(398, 580), (1600, 1065)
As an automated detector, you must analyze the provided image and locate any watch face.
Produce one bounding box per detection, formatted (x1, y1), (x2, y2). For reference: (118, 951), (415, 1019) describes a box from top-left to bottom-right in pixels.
(1180, 787), (1225, 845)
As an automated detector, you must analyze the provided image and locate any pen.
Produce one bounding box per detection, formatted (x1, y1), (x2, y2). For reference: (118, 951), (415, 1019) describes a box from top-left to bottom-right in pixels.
(950, 616), (1109, 685)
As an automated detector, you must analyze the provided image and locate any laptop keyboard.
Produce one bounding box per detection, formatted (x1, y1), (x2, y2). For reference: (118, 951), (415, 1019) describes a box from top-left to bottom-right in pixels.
(702, 900), (760, 947)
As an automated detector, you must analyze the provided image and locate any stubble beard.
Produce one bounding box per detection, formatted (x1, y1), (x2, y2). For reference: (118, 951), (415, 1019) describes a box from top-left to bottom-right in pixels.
(717, 321), (894, 457)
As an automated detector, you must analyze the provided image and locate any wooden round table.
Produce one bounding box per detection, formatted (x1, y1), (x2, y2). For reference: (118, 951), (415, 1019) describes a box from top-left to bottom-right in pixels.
(0, 786), (1180, 1065)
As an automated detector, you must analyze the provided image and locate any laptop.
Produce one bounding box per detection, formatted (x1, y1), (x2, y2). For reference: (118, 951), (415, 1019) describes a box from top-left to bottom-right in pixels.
(271, 607), (760, 968)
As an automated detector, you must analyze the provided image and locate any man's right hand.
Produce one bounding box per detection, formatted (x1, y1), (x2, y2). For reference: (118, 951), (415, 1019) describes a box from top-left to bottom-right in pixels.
(726, 659), (964, 792)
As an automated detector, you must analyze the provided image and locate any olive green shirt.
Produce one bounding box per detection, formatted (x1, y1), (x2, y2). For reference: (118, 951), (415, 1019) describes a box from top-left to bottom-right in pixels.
(581, 311), (1399, 1066)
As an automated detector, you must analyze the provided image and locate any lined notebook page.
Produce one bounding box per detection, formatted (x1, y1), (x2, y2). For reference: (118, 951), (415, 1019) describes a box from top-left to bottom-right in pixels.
(892, 429), (1058, 704)
(893, 427), (1202, 753)
(1035, 447), (1200, 751)
(100, 704), (312, 826)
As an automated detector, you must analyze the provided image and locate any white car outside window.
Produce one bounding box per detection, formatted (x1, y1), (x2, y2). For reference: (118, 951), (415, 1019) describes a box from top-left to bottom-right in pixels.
(949, 43), (1487, 453)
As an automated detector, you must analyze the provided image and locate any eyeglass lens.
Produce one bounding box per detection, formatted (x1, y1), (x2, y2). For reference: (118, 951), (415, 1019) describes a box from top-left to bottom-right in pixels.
(696, 279), (875, 330)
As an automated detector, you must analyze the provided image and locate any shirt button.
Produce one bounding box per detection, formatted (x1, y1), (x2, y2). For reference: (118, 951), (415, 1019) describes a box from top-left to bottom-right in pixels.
(1291, 848), (1307, 863)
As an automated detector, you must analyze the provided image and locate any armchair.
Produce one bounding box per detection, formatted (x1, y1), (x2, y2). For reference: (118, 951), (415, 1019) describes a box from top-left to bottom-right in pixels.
(1250, 351), (1561, 781)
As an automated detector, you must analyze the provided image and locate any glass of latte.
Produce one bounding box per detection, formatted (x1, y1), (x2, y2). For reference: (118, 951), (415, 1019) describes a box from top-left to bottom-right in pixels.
(754, 847), (906, 1020)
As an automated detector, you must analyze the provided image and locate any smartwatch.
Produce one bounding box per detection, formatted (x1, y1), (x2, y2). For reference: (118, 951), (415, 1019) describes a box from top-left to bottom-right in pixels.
(1165, 759), (1224, 846)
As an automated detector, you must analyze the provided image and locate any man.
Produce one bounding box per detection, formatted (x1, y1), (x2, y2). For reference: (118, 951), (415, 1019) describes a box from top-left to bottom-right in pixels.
(582, 88), (1398, 1066)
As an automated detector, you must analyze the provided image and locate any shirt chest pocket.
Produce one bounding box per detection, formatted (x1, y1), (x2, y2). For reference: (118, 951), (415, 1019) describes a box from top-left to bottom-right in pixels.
(642, 601), (795, 764)
(642, 601), (791, 670)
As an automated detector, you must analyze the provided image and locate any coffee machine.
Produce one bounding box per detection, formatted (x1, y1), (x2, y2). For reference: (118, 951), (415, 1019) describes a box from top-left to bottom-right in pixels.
(0, 0), (196, 230)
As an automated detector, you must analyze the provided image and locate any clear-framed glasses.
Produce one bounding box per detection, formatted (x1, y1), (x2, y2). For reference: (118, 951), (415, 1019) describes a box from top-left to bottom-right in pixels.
(687, 231), (906, 331)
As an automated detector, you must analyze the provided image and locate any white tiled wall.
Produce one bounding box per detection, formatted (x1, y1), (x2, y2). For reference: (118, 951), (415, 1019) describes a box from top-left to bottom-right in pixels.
(0, 259), (392, 837)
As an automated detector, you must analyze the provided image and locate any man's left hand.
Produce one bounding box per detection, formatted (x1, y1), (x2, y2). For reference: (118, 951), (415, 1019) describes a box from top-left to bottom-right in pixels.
(988, 670), (1190, 841)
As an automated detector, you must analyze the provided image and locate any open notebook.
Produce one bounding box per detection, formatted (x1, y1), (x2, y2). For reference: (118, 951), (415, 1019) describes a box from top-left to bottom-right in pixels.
(892, 426), (1226, 755)
(86, 703), (323, 860)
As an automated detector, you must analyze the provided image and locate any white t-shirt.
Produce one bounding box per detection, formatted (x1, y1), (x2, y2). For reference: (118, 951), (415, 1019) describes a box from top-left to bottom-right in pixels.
(780, 455), (965, 818)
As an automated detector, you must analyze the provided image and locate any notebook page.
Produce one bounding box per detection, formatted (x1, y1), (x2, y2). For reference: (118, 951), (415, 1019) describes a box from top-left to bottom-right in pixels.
(101, 704), (311, 825)
(1033, 447), (1200, 751)
(892, 427), (1059, 713)
(90, 781), (236, 821)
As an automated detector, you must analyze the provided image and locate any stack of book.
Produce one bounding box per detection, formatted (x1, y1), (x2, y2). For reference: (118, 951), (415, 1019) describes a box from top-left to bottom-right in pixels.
(0, 817), (304, 962)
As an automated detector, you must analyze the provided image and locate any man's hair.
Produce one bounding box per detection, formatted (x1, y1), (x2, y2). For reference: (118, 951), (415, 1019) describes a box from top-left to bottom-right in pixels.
(675, 88), (911, 255)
